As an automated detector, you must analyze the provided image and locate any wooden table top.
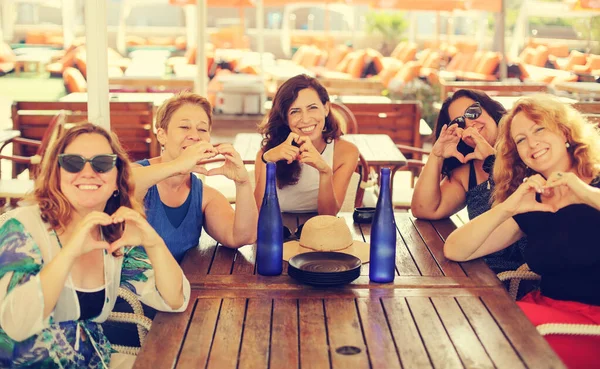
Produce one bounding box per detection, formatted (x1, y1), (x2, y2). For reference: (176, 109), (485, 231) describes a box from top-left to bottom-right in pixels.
(233, 133), (407, 168)
(553, 81), (600, 95)
(133, 213), (565, 369)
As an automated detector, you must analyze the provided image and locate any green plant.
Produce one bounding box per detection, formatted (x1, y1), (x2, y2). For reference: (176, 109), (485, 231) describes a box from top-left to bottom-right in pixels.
(573, 16), (600, 54)
(364, 11), (408, 55)
(387, 79), (441, 132)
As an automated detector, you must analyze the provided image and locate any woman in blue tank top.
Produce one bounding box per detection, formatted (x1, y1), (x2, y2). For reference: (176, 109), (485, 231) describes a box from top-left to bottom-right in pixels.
(132, 92), (258, 263)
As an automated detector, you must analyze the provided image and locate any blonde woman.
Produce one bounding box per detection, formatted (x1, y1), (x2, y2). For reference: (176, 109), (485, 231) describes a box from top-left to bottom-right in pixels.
(444, 94), (600, 368)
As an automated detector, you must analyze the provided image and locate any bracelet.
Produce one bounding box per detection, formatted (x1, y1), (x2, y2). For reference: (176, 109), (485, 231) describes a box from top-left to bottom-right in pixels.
(261, 151), (268, 164)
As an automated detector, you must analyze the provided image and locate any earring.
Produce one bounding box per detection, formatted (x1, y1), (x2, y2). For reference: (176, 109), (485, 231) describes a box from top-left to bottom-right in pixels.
(565, 142), (571, 148)
(112, 189), (120, 198)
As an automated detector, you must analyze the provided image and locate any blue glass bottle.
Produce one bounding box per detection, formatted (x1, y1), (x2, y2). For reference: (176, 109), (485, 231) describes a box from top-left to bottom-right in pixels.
(369, 167), (397, 283)
(256, 162), (283, 276)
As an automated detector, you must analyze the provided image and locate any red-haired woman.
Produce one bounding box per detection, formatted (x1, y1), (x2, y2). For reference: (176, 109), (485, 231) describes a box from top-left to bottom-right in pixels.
(0, 123), (189, 368)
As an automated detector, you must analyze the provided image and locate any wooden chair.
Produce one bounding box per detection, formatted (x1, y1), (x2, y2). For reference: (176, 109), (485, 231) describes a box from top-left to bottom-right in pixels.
(331, 101), (371, 207)
(11, 101), (157, 178)
(0, 111), (65, 208)
(497, 264), (600, 338)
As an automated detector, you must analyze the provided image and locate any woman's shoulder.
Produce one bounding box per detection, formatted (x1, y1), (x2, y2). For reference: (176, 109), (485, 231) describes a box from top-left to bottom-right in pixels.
(447, 162), (471, 189)
(333, 138), (359, 156)
(0, 205), (41, 225)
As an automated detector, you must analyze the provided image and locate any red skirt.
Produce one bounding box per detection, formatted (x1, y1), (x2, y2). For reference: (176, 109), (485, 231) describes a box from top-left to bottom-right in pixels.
(517, 290), (600, 369)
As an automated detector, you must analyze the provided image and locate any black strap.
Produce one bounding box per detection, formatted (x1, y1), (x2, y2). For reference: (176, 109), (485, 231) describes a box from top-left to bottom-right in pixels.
(468, 161), (477, 190)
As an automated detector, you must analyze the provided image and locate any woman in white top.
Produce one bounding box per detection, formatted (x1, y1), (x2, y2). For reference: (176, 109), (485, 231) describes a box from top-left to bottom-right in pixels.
(255, 74), (359, 215)
(0, 123), (190, 368)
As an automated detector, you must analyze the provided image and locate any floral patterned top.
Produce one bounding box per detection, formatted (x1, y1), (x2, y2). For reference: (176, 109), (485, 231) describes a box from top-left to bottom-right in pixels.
(0, 206), (191, 368)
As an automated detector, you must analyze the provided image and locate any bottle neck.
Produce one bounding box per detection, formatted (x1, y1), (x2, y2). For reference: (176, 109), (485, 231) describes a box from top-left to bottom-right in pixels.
(265, 162), (277, 195)
(378, 169), (392, 204)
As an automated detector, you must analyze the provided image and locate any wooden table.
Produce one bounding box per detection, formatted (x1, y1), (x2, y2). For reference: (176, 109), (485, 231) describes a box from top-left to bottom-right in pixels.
(493, 95), (578, 110)
(233, 132), (407, 169)
(133, 213), (565, 369)
(60, 92), (174, 108)
(108, 75), (194, 92)
(439, 80), (548, 100)
(553, 81), (600, 98)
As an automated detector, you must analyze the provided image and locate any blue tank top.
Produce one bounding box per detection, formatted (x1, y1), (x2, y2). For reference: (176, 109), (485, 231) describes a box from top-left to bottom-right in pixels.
(137, 159), (204, 263)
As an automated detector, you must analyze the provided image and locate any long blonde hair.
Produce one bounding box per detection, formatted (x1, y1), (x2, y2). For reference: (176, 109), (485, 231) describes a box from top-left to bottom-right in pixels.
(492, 94), (600, 207)
(27, 123), (143, 243)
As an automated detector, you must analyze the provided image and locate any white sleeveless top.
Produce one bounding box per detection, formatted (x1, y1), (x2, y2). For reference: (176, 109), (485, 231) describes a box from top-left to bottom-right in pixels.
(277, 141), (335, 213)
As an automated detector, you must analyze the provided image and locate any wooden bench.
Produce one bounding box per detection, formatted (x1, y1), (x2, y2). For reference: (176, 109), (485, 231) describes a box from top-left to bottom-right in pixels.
(440, 80), (548, 100)
(11, 101), (157, 177)
(572, 101), (600, 125)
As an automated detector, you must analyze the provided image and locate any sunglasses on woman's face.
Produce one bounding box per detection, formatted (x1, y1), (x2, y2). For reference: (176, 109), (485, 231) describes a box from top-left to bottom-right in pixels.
(449, 102), (483, 128)
(58, 154), (118, 174)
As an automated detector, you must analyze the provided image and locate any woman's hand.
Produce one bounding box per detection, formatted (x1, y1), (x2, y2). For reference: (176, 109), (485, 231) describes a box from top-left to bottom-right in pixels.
(431, 124), (465, 163)
(296, 137), (331, 174)
(500, 174), (556, 215)
(174, 141), (218, 175)
(543, 171), (594, 207)
(62, 211), (113, 258)
(461, 127), (495, 162)
(109, 207), (164, 253)
(205, 143), (250, 184)
(263, 133), (300, 164)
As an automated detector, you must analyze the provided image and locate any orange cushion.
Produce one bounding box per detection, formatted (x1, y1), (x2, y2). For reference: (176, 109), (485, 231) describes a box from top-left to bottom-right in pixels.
(63, 67), (87, 93)
(394, 61), (421, 84)
(475, 52), (500, 75)
(335, 51), (354, 73)
(346, 51), (366, 78)
(563, 50), (587, 71)
(74, 52), (87, 78)
(466, 51), (484, 72)
(125, 35), (147, 46)
(379, 63), (402, 88)
(390, 42), (407, 59)
(531, 45), (549, 67)
(422, 51), (440, 69)
(398, 43), (417, 63)
(0, 43), (15, 63)
(292, 45), (308, 65)
(325, 45), (350, 70)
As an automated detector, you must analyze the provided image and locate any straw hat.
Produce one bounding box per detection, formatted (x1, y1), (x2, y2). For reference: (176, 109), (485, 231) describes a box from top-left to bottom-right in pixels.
(283, 215), (370, 263)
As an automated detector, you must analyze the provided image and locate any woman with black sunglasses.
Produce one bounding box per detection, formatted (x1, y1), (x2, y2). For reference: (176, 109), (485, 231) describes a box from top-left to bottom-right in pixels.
(0, 123), (190, 368)
(412, 89), (526, 273)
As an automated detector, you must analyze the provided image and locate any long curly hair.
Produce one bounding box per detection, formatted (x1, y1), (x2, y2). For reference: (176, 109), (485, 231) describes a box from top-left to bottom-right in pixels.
(492, 94), (600, 207)
(27, 123), (143, 244)
(259, 74), (342, 188)
(434, 89), (506, 177)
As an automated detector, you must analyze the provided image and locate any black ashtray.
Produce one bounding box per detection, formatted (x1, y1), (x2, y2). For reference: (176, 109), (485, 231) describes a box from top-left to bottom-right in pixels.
(353, 207), (376, 224)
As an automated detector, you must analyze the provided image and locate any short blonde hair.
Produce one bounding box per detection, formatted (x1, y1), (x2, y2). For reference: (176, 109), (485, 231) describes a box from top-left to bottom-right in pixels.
(155, 92), (213, 132)
(492, 94), (600, 207)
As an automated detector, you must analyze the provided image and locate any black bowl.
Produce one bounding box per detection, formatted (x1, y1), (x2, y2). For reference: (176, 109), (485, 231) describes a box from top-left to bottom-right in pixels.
(353, 207), (376, 224)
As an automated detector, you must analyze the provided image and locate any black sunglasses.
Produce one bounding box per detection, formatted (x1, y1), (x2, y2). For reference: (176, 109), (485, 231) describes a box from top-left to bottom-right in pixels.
(283, 224), (305, 241)
(58, 154), (118, 174)
(449, 102), (482, 128)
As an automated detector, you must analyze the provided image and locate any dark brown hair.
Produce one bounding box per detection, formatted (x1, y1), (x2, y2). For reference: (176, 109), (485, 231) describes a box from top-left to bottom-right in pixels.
(259, 74), (341, 187)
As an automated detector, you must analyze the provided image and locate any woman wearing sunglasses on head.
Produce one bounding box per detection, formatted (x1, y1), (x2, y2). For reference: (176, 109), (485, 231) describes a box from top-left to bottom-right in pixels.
(0, 123), (190, 368)
(444, 95), (600, 368)
(411, 89), (526, 273)
(255, 74), (359, 216)
(131, 92), (257, 263)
